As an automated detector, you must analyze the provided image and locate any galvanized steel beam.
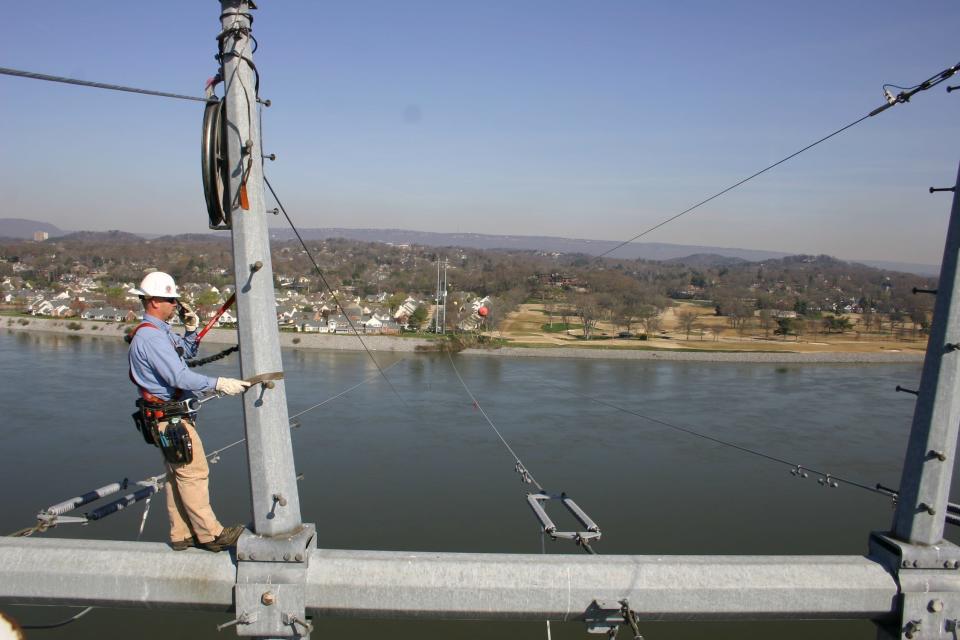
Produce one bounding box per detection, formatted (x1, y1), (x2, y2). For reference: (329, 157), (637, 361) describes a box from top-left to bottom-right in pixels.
(892, 160), (960, 546)
(0, 539), (901, 622)
(219, 0), (303, 538)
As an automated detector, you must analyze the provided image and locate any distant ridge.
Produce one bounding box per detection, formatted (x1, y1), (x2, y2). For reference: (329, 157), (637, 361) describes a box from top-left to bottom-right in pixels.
(266, 226), (940, 276)
(0, 218), (939, 276)
(0, 218), (65, 239)
(58, 230), (143, 243)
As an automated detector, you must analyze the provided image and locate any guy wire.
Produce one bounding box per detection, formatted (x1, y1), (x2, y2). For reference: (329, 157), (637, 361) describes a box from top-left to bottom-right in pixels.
(597, 61), (960, 260)
(0, 66), (214, 103)
(263, 176), (408, 407)
(447, 353), (544, 492)
(549, 381), (891, 498)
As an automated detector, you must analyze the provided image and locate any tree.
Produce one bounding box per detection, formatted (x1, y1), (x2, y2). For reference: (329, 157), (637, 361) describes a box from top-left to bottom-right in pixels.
(408, 306), (428, 330)
(711, 324), (726, 342)
(572, 293), (600, 339)
(775, 317), (802, 340)
(677, 309), (698, 340)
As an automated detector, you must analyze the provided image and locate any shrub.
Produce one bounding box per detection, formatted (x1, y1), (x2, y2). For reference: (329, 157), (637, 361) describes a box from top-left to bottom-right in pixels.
(67, 321), (83, 331)
(17, 319), (29, 326)
(292, 337), (301, 344)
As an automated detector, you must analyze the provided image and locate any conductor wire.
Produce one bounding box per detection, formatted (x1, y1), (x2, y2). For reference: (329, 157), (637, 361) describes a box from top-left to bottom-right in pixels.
(550, 382), (890, 497)
(447, 353), (544, 492)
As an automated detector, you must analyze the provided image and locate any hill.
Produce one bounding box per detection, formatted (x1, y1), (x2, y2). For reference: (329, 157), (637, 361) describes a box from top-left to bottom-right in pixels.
(0, 218), (65, 239)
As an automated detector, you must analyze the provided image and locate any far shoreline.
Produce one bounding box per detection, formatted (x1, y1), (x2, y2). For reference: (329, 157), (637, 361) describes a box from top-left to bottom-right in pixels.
(2, 316), (925, 364)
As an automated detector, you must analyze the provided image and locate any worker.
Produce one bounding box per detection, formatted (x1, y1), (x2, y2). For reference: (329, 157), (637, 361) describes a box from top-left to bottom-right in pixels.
(127, 271), (250, 552)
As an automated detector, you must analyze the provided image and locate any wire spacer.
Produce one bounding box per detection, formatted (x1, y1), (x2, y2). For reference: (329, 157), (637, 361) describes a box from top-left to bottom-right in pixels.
(790, 465), (808, 478)
(929, 186), (956, 194)
(896, 385), (920, 396)
(818, 474), (839, 488)
(913, 287), (938, 295)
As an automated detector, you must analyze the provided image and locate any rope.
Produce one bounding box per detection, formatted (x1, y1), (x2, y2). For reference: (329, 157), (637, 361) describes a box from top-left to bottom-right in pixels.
(7, 522), (49, 537)
(263, 175), (408, 407)
(187, 345), (239, 368)
(446, 353), (544, 492)
(550, 382), (891, 498)
(0, 67), (213, 103)
(596, 61), (960, 260)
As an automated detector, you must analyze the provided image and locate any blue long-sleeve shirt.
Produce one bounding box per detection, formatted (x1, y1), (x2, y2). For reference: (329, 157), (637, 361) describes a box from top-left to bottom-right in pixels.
(128, 314), (216, 400)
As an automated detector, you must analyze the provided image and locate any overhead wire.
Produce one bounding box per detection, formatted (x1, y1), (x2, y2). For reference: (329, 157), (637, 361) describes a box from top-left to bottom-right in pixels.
(547, 381), (894, 498)
(596, 61), (960, 260)
(446, 353), (544, 492)
(263, 176), (409, 407)
(0, 67), (214, 103)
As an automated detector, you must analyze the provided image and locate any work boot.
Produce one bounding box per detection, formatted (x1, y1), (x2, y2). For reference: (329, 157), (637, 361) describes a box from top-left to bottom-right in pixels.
(170, 537), (197, 551)
(202, 525), (245, 552)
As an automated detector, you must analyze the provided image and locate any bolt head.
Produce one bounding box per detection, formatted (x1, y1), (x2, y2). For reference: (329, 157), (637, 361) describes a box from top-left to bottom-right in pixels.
(903, 560), (911, 568)
(295, 553), (304, 562)
(249, 553), (256, 561)
(261, 591), (276, 606)
(237, 552), (247, 561)
(929, 599), (944, 612)
(283, 553), (291, 561)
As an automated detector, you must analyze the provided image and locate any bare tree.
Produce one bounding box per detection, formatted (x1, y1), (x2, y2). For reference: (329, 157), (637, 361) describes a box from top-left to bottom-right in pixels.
(572, 293), (600, 339)
(677, 309), (698, 340)
(711, 324), (726, 342)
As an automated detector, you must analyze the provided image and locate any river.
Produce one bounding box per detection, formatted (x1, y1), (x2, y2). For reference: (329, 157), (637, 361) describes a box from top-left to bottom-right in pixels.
(0, 330), (948, 639)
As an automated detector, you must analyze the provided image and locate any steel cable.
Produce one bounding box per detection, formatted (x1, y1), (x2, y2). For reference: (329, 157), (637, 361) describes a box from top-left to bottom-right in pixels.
(447, 353), (545, 492)
(263, 175), (408, 407)
(0, 67), (213, 103)
(597, 61), (960, 260)
(548, 381), (891, 498)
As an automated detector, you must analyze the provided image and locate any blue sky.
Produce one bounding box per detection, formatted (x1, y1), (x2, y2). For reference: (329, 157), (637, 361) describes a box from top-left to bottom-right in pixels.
(2, 1), (958, 264)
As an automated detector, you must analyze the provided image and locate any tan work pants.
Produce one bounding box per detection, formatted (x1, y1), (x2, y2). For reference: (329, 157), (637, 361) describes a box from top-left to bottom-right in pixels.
(160, 419), (223, 544)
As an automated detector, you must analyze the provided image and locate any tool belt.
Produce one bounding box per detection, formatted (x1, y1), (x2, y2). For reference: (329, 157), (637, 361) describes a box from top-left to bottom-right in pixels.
(132, 398), (197, 464)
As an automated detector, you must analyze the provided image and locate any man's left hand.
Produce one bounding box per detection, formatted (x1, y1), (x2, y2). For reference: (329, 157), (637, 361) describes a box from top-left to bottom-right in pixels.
(179, 300), (200, 332)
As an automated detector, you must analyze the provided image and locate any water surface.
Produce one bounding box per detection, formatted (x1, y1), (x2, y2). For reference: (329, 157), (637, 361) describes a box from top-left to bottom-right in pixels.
(0, 330), (941, 638)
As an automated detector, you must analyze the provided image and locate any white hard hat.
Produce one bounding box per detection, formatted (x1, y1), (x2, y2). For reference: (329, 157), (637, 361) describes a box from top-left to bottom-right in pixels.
(129, 272), (181, 298)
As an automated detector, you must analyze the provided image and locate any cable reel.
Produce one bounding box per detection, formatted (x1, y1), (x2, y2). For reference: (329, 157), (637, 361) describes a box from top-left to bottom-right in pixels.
(201, 95), (230, 229)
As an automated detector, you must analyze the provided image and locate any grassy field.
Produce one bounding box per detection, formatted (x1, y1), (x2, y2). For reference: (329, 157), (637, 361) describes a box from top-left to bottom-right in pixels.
(494, 302), (928, 354)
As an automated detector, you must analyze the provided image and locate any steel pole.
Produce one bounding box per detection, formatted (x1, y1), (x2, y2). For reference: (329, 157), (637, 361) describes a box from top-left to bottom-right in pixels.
(891, 161), (960, 545)
(220, 0), (303, 535)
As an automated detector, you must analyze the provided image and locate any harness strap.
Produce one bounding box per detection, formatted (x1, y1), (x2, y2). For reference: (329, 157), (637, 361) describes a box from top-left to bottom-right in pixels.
(127, 322), (183, 402)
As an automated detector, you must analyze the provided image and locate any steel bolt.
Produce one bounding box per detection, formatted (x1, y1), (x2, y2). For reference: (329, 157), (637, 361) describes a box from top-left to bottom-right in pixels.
(261, 591), (276, 606)
(248, 553), (256, 561)
(283, 552), (291, 561)
(954, 560), (960, 569)
(930, 599), (944, 613)
(913, 560), (920, 568)
(237, 552), (247, 561)
(903, 560), (911, 568)
(946, 560), (953, 568)
(905, 619), (922, 639)
(295, 553), (304, 562)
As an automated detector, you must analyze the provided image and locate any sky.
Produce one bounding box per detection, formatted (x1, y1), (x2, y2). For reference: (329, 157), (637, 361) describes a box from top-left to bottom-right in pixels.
(1, 1), (958, 265)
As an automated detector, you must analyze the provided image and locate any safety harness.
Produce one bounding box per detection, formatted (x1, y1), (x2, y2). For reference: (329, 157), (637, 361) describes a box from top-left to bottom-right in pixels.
(127, 322), (195, 465)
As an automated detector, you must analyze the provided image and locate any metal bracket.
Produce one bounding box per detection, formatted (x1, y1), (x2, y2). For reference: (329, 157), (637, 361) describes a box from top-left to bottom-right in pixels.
(870, 532), (960, 639)
(584, 599), (644, 638)
(869, 532), (960, 571)
(526, 492), (601, 542)
(585, 599), (626, 636)
(233, 523), (316, 637)
(236, 523), (315, 563)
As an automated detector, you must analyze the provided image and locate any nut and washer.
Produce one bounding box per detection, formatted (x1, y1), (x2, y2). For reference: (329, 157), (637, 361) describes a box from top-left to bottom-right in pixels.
(261, 591), (276, 606)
